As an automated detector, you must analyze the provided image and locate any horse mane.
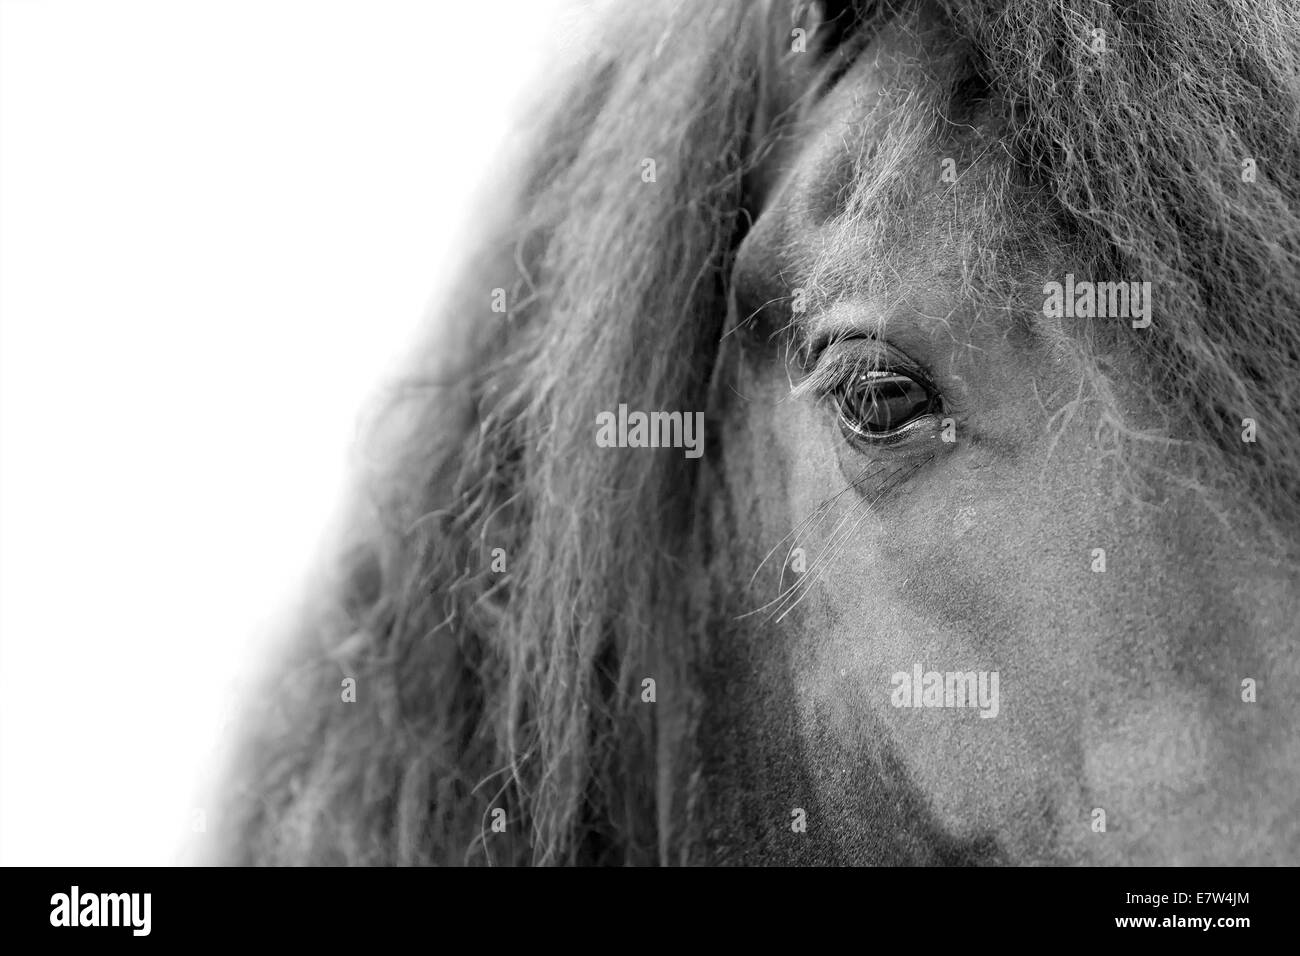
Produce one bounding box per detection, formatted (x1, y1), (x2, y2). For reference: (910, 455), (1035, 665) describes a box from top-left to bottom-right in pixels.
(212, 0), (1300, 865)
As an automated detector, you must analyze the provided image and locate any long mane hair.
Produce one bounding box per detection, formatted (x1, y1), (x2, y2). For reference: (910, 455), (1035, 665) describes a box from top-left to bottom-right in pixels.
(214, 0), (1300, 865)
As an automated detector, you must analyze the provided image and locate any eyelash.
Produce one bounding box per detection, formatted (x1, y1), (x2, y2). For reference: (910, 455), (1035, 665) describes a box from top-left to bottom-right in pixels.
(794, 340), (946, 446)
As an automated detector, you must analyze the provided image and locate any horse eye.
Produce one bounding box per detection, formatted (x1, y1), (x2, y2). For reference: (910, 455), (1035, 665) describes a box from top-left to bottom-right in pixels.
(835, 369), (940, 439)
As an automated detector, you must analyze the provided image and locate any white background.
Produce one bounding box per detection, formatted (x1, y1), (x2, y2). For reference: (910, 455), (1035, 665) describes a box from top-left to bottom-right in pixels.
(0, 0), (568, 865)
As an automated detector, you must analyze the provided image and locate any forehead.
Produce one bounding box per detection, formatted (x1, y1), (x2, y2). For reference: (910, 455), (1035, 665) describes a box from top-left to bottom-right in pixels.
(731, 9), (1041, 344)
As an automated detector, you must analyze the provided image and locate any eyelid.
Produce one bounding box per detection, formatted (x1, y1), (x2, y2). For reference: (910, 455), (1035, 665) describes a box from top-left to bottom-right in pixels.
(839, 413), (937, 446)
(791, 336), (937, 402)
(812, 31), (870, 97)
(804, 6), (874, 98)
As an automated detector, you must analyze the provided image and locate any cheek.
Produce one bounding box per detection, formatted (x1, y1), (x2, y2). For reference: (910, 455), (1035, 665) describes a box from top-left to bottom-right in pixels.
(770, 404), (1117, 848)
(789, 517), (1085, 849)
(724, 348), (1300, 862)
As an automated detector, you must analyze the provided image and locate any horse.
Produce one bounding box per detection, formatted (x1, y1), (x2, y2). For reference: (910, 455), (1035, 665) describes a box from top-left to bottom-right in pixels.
(209, 0), (1300, 865)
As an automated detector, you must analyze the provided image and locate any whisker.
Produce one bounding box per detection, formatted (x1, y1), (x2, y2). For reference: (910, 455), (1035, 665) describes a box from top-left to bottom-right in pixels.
(769, 469), (901, 621)
(737, 464), (890, 619)
(746, 460), (878, 591)
(738, 462), (890, 619)
(736, 455), (931, 622)
(774, 491), (882, 622)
